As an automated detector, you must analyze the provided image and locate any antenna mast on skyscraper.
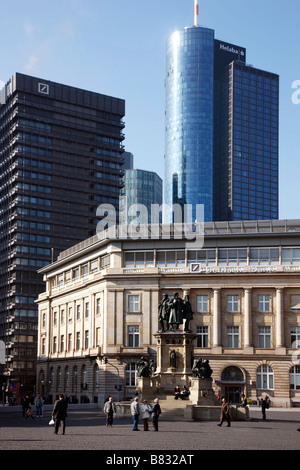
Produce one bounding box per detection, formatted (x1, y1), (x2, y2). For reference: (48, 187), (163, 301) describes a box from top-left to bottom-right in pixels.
(194, 0), (199, 27)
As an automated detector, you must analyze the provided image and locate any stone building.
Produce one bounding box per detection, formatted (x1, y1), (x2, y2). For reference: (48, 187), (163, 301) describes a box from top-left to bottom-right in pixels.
(36, 220), (300, 407)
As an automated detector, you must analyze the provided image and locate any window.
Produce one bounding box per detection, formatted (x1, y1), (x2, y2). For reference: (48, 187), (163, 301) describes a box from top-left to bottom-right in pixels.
(81, 264), (88, 277)
(258, 326), (271, 348)
(227, 326), (239, 348)
(85, 302), (90, 318)
(60, 335), (65, 352)
(258, 295), (270, 312)
(84, 330), (89, 350)
(76, 305), (81, 320)
(227, 295), (239, 312)
(53, 336), (57, 353)
(196, 326), (208, 347)
(291, 327), (300, 348)
(197, 295), (208, 313)
(90, 259), (98, 273)
(61, 309), (65, 324)
(257, 364), (274, 389)
(68, 333), (72, 351)
(128, 326), (139, 347)
(126, 363), (138, 387)
(96, 328), (101, 347)
(128, 295), (140, 312)
(96, 298), (101, 315)
(290, 366), (300, 390)
(76, 332), (81, 350)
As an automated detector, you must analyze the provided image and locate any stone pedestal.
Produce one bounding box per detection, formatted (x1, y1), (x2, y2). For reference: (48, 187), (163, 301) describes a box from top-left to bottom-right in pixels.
(153, 330), (196, 393)
(189, 377), (219, 405)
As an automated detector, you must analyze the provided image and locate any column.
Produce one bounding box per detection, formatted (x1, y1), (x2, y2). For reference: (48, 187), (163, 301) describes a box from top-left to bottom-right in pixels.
(275, 288), (286, 354)
(243, 288), (253, 354)
(212, 288), (222, 353)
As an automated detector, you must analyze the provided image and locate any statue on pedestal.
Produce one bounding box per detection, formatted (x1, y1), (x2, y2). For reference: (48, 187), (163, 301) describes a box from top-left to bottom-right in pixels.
(158, 293), (170, 332)
(170, 349), (177, 368)
(192, 358), (213, 378)
(137, 357), (151, 377)
(168, 292), (184, 330)
(182, 294), (193, 332)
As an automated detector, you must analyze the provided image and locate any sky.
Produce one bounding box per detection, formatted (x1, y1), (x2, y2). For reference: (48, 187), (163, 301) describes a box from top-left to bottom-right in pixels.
(1, 0), (300, 220)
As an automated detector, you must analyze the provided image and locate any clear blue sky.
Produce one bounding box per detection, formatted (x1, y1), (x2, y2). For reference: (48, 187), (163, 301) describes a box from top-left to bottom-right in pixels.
(1, 0), (300, 220)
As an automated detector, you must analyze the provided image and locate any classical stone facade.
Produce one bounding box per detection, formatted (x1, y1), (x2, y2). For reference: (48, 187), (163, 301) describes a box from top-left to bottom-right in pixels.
(36, 220), (300, 407)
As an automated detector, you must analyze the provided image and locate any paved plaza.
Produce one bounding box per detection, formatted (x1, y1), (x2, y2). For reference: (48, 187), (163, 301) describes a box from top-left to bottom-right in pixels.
(0, 406), (300, 454)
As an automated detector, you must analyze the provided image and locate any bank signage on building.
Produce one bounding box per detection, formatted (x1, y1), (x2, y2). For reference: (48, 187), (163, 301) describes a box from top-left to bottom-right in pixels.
(189, 264), (300, 274)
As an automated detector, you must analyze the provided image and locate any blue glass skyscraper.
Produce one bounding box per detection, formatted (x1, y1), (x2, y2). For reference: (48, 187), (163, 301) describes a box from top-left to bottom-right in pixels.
(165, 26), (214, 222)
(164, 19), (279, 223)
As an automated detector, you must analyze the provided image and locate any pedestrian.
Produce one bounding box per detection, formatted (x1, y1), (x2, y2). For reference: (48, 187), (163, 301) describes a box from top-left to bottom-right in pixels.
(22, 396), (30, 418)
(240, 394), (247, 408)
(140, 399), (152, 431)
(261, 394), (270, 420)
(151, 398), (161, 431)
(217, 397), (231, 427)
(52, 394), (68, 435)
(103, 396), (117, 427)
(130, 396), (140, 431)
(179, 385), (190, 400)
(25, 405), (34, 420)
(35, 393), (44, 417)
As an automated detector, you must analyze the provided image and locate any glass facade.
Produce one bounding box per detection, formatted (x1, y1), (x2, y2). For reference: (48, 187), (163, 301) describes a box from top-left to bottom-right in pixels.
(122, 169), (163, 224)
(228, 62), (279, 221)
(165, 27), (279, 223)
(165, 27), (215, 222)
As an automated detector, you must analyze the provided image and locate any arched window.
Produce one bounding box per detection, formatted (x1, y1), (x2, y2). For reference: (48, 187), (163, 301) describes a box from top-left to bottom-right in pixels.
(65, 366), (70, 390)
(94, 363), (100, 388)
(290, 365), (300, 390)
(221, 366), (244, 382)
(57, 367), (62, 389)
(126, 363), (138, 387)
(81, 365), (87, 390)
(257, 364), (274, 390)
(72, 366), (78, 393)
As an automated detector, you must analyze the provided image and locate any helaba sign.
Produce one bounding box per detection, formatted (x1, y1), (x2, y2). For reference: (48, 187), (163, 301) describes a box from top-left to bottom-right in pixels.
(219, 43), (245, 56)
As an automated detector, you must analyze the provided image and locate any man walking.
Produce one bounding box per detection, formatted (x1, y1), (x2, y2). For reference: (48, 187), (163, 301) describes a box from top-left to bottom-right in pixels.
(52, 394), (68, 435)
(130, 396), (140, 431)
(103, 396), (117, 427)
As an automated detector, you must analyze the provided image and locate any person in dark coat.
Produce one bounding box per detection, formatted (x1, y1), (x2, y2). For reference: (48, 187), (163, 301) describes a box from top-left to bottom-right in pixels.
(52, 394), (68, 435)
(217, 397), (231, 427)
(151, 398), (161, 431)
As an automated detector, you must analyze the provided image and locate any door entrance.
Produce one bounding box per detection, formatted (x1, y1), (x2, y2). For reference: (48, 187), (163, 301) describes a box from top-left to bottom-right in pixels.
(225, 386), (242, 404)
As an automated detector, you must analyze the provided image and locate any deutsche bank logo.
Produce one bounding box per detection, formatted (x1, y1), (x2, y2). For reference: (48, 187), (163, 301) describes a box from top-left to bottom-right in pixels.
(0, 341), (5, 364)
(38, 83), (49, 95)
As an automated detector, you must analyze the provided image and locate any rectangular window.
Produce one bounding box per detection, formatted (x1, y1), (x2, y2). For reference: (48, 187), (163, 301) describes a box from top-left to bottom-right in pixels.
(258, 326), (271, 348)
(76, 332), (81, 350)
(53, 336), (57, 353)
(84, 330), (89, 349)
(61, 309), (65, 324)
(81, 264), (89, 277)
(60, 335), (65, 352)
(197, 295), (208, 313)
(197, 326), (208, 347)
(76, 304), (81, 320)
(227, 295), (239, 312)
(227, 326), (239, 348)
(96, 298), (101, 315)
(68, 333), (72, 351)
(128, 326), (139, 347)
(258, 295), (270, 312)
(85, 302), (90, 318)
(291, 327), (300, 348)
(96, 327), (101, 347)
(128, 295), (140, 312)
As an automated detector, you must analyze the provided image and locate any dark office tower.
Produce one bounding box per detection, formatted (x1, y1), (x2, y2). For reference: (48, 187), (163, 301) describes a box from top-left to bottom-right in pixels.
(0, 73), (125, 396)
(164, 7), (279, 223)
